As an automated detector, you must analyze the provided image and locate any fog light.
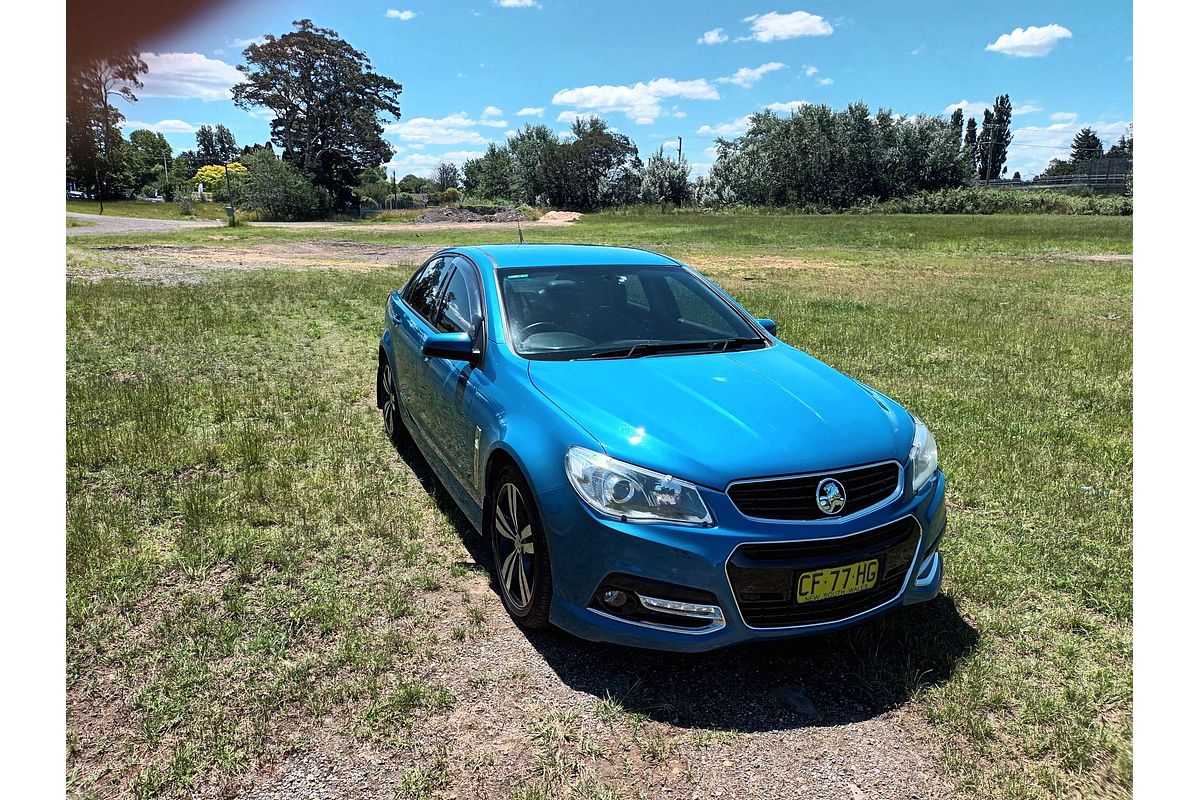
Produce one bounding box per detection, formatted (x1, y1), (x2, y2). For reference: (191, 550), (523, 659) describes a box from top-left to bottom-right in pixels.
(601, 590), (627, 607)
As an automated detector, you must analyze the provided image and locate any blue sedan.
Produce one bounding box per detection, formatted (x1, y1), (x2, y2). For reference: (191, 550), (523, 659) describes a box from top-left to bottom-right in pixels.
(377, 244), (945, 652)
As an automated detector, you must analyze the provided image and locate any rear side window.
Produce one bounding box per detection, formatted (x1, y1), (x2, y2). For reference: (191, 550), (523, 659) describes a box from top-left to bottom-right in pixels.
(404, 257), (451, 323)
(434, 260), (482, 334)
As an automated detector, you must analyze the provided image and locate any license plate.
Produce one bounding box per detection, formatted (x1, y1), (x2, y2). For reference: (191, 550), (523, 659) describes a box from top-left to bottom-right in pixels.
(795, 559), (880, 604)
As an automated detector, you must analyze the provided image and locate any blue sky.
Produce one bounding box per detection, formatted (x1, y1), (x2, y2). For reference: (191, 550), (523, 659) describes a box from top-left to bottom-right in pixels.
(121, 1), (1132, 180)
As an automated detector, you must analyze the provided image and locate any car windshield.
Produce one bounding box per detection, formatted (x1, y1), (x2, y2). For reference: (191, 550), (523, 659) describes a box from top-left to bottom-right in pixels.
(498, 265), (766, 360)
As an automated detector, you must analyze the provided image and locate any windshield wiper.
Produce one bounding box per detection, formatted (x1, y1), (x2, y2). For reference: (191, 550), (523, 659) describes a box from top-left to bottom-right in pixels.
(710, 337), (765, 352)
(576, 337), (762, 360)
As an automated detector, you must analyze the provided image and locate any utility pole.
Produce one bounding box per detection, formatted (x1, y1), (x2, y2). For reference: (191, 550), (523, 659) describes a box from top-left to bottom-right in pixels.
(224, 161), (235, 226)
(678, 137), (683, 163)
(163, 152), (170, 199)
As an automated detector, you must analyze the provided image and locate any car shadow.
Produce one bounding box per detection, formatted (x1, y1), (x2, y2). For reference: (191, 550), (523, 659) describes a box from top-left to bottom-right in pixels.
(389, 428), (978, 732)
(522, 595), (977, 731)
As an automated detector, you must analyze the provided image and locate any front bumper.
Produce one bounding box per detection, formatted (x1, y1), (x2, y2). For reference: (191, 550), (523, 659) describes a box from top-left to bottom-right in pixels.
(536, 468), (947, 652)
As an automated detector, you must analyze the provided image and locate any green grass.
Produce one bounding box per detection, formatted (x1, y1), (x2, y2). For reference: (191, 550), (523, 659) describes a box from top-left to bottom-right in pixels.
(67, 216), (96, 228)
(69, 211), (1132, 257)
(66, 213), (1131, 799)
(67, 199), (232, 221)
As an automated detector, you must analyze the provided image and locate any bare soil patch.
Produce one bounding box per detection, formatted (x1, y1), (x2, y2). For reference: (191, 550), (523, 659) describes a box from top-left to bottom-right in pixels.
(68, 241), (442, 284)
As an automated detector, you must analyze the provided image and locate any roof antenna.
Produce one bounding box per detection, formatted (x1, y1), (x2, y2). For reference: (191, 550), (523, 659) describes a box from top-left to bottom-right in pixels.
(517, 218), (525, 245)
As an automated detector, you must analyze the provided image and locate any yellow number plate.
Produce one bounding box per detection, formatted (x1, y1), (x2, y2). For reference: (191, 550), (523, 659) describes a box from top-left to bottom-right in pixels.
(796, 559), (880, 604)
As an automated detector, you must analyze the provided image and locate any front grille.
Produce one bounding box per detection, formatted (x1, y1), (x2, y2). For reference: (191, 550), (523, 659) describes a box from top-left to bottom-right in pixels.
(727, 462), (901, 521)
(727, 517), (920, 628)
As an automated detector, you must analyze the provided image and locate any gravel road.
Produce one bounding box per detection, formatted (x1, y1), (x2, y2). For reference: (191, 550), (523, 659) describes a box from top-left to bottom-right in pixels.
(67, 212), (223, 236)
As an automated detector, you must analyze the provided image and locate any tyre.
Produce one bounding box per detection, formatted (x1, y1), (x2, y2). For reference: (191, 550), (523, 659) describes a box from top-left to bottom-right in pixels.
(487, 465), (553, 629)
(378, 354), (406, 447)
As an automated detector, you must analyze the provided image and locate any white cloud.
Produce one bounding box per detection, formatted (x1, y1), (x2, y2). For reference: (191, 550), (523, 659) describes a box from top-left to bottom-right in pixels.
(497, 0), (537, 7)
(697, 115), (752, 137)
(1050, 111), (1078, 123)
(556, 110), (605, 124)
(231, 36), (266, 47)
(504, 129), (517, 138)
(516, 106), (545, 117)
(946, 99), (1042, 118)
(697, 28), (728, 45)
(482, 105), (504, 117)
(478, 118), (509, 128)
(386, 9), (416, 20)
(137, 52), (244, 101)
(986, 24), (1072, 57)
(120, 119), (198, 133)
(384, 112), (498, 145)
(817, 77), (833, 86)
(552, 77), (719, 124)
(386, 150), (487, 174)
(740, 10), (833, 42)
(718, 62), (786, 88)
(944, 99), (991, 117)
(763, 99), (808, 113)
(803, 65), (819, 77)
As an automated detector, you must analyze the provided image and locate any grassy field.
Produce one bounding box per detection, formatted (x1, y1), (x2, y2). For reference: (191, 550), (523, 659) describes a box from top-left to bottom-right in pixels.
(66, 214), (1131, 799)
(67, 199), (233, 221)
(68, 210), (1132, 256)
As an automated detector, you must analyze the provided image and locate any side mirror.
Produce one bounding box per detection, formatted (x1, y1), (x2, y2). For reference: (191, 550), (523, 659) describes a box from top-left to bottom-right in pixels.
(756, 318), (778, 336)
(422, 331), (477, 362)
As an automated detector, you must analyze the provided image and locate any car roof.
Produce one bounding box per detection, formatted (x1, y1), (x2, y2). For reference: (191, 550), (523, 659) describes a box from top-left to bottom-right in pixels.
(452, 243), (680, 269)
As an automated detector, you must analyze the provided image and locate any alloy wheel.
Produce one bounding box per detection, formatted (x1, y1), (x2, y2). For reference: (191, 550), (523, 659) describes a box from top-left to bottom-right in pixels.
(494, 481), (536, 610)
(381, 361), (397, 438)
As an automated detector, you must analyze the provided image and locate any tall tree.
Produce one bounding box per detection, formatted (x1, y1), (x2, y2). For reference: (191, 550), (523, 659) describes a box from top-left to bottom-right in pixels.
(949, 108), (964, 147)
(430, 162), (462, 192)
(126, 129), (172, 194)
(1106, 133), (1133, 159)
(65, 50), (148, 212)
(963, 117), (979, 176)
(507, 124), (557, 205)
(232, 19), (403, 209)
(541, 118), (641, 211)
(640, 148), (692, 207)
(1071, 127), (1104, 162)
(194, 124), (239, 166)
(976, 94), (1013, 181)
(462, 143), (514, 200)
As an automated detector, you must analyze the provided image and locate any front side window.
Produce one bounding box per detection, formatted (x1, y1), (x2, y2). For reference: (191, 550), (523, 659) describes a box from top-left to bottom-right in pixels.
(404, 257), (451, 323)
(435, 260), (482, 335)
(498, 265), (765, 360)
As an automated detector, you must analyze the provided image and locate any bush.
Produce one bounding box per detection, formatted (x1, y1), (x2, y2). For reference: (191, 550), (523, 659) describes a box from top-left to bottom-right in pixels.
(859, 187), (1131, 216)
(442, 187), (461, 205)
(176, 191), (194, 216)
(238, 152), (330, 221)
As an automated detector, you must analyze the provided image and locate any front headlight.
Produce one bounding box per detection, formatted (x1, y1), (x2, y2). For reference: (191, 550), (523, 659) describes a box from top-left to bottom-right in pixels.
(910, 416), (939, 492)
(565, 446), (712, 526)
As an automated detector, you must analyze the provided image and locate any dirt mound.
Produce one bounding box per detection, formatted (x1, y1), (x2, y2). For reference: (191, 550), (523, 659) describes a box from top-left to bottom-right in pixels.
(488, 210), (529, 222)
(414, 207), (533, 224)
(538, 211), (582, 224)
(415, 207), (485, 224)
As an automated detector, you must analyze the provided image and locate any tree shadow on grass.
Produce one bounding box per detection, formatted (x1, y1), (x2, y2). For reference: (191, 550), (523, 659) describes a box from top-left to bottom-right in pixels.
(390, 427), (977, 733)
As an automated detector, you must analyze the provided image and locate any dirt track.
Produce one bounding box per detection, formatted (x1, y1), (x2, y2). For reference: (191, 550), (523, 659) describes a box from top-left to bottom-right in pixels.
(66, 210), (582, 238)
